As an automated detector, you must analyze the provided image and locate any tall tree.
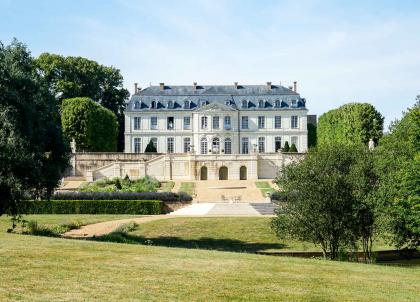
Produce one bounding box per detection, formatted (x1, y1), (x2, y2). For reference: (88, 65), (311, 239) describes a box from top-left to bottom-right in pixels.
(35, 53), (129, 151)
(317, 103), (384, 146)
(374, 98), (420, 249)
(0, 40), (69, 217)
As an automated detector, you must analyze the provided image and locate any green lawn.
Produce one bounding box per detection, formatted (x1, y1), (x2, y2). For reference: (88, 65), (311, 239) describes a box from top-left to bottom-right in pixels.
(179, 182), (196, 196)
(255, 181), (275, 196)
(0, 228), (419, 301)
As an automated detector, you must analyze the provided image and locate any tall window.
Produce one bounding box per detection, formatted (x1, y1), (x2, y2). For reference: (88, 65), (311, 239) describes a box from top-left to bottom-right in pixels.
(151, 137), (158, 150)
(201, 116), (208, 129)
(258, 116), (265, 129)
(275, 137), (282, 152)
(134, 101), (140, 109)
(258, 100), (264, 108)
(241, 116), (249, 129)
(224, 116), (231, 130)
(183, 137), (191, 153)
(291, 136), (298, 150)
(134, 117), (141, 130)
(242, 100), (248, 108)
(167, 137), (174, 153)
(134, 138), (141, 153)
(224, 138), (232, 154)
(212, 137), (220, 153)
(275, 116), (282, 129)
(213, 116), (220, 129)
(151, 116), (157, 130)
(291, 116), (298, 128)
(183, 116), (191, 129)
(167, 117), (174, 130)
(258, 137), (265, 153)
(200, 137), (208, 154)
(241, 137), (249, 154)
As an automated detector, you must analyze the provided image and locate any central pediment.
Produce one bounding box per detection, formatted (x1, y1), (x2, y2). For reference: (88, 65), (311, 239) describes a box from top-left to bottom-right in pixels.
(196, 102), (237, 112)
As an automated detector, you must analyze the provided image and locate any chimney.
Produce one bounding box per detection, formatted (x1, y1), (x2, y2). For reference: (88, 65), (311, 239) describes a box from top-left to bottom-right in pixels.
(293, 81), (297, 92)
(134, 83), (138, 94)
(234, 82), (238, 89)
(266, 82), (272, 89)
(193, 82), (197, 91)
(159, 83), (165, 91)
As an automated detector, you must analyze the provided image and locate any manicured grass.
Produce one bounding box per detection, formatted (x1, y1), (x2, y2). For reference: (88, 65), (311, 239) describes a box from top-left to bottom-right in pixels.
(160, 181), (175, 192)
(0, 229), (419, 301)
(125, 217), (393, 253)
(255, 181), (275, 196)
(179, 182), (196, 196)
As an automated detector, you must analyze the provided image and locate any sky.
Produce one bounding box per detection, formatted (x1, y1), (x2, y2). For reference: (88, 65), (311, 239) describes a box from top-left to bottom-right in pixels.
(1, 0), (419, 127)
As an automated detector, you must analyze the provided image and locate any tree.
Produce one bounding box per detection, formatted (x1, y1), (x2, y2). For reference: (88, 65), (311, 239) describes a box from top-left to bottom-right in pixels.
(307, 123), (317, 147)
(317, 103), (384, 146)
(283, 141), (290, 152)
(35, 53), (129, 151)
(289, 143), (298, 152)
(0, 40), (69, 218)
(144, 140), (157, 153)
(272, 144), (380, 261)
(374, 98), (420, 249)
(61, 97), (118, 152)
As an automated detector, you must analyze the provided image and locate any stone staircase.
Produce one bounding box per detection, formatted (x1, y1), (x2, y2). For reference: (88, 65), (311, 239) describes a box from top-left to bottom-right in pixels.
(250, 203), (279, 215)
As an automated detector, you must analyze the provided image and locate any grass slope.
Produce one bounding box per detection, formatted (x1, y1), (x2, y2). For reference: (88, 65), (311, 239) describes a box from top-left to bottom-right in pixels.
(0, 231), (419, 301)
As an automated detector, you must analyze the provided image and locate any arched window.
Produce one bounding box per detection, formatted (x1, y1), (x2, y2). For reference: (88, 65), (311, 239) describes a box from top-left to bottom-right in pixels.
(134, 101), (141, 109)
(168, 100), (173, 109)
(212, 137), (220, 154)
(184, 100), (190, 109)
(242, 100), (248, 108)
(200, 138), (208, 154)
(224, 138), (232, 154)
(258, 100), (264, 108)
(151, 100), (156, 109)
(275, 100), (280, 108)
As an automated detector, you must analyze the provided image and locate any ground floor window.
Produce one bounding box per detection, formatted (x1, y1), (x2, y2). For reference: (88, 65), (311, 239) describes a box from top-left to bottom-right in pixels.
(134, 138), (141, 153)
(224, 138), (232, 154)
(275, 136), (282, 152)
(291, 136), (298, 150)
(258, 137), (265, 153)
(241, 137), (249, 154)
(167, 137), (174, 153)
(200, 138), (208, 154)
(184, 137), (191, 153)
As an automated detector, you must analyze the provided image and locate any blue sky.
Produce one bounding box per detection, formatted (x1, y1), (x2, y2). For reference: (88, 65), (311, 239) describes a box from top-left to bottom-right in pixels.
(1, 0), (419, 127)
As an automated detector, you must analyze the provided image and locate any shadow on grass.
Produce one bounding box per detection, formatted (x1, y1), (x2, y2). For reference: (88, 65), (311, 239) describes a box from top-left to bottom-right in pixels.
(91, 232), (287, 253)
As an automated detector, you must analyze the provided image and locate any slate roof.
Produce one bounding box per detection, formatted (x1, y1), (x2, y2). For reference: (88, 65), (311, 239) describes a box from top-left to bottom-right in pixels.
(125, 84), (307, 112)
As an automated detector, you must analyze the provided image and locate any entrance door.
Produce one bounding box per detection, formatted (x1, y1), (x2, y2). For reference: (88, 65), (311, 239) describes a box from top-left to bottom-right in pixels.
(240, 166), (247, 180)
(200, 166), (208, 180)
(219, 166), (228, 180)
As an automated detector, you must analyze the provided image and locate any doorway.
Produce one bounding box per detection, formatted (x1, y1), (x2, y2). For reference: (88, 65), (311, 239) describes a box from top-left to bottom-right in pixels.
(219, 166), (228, 180)
(240, 166), (247, 180)
(200, 166), (208, 180)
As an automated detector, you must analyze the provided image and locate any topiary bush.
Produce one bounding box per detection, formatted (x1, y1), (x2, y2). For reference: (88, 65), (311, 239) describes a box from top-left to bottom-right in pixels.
(283, 141), (290, 152)
(53, 191), (192, 202)
(289, 143), (298, 152)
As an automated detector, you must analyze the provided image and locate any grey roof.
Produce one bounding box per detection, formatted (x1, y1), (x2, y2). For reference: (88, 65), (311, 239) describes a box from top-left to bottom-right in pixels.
(125, 84), (307, 112)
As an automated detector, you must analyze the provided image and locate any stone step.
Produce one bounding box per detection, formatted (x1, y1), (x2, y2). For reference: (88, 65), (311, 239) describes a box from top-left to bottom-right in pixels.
(250, 203), (279, 215)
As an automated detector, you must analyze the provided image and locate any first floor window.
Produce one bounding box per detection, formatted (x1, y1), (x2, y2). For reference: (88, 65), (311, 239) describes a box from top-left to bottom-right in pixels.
(258, 137), (265, 153)
(258, 116), (265, 129)
(291, 136), (298, 150)
(291, 115), (298, 129)
(213, 116), (220, 129)
(183, 137), (191, 153)
(200, 138), (208, 154)
(151, 137), (158, 150)
(275, 116), (282, 129)
(275, 137), (282, 152)
(167, 137), (174, 153)
(184, 116), (191, 129)
(151, 116), (157, 130)
(201, 116), (208, 129)
(134, 117), (141, 130)
(167, 117), (174, 130)
(134, 138), (141, 153)
(212, 137), (220, 153)
(241, 137), (249, 154)
(224, 116), (231, 130)
(241, 116), (249, 129)
(224, 138), (232, 154)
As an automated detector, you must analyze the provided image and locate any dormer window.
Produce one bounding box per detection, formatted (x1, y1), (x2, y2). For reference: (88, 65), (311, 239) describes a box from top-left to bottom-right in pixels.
(258, 100), (264, 108)
(134, 101), (141, 109)
(151, 101), (156, 109)
(201, 100), (207, 106)
(275, 100), (280, 108)
(168, 100), (174, 109)
(292, 99), (297, 107)
(184, 100), (190, 109)
(225, 100), (230, 106)
(242, 100), (248, 109)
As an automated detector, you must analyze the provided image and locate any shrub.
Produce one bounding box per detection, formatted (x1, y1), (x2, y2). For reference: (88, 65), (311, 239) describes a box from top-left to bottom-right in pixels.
(283, 141), (290, 152)
(53, 191), (192, 202)
(79, 176), (160, 193)
(144, 140), (157, 153)
(289, 143), (298, 152)
(21, 200), (163, 215)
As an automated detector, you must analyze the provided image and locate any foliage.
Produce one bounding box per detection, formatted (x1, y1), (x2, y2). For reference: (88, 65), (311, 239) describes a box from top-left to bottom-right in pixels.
(282, 141), (290, 152)
(374, 98), (420, 249)
(61, 97), (118, 152)
(160, 181), (175, 192)
(20, 200), (163, 215)
(307, 123), (317, 147)
(79, 176), (160, 193)
(272, 144), (380, 261)
(255, 181), (275, 197)
(144, 140), (157, 153)
(179, 182), (196, 197)
(289, 143), (298, 152)
(24, 219), (80, 237)
(317, 103), (384, 146)
(53, 191), (192, 202)
(35, 53), (130, 151)
(0, 40), (69, 217)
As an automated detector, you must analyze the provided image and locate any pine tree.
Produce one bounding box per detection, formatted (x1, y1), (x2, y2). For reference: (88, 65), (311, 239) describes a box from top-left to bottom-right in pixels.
(145, 140), (157, 153)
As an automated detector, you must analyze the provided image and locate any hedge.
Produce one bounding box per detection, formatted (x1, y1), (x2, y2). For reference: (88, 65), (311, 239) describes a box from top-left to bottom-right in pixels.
(53, 191), (192, 202)
(20, 200), (163, 215)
